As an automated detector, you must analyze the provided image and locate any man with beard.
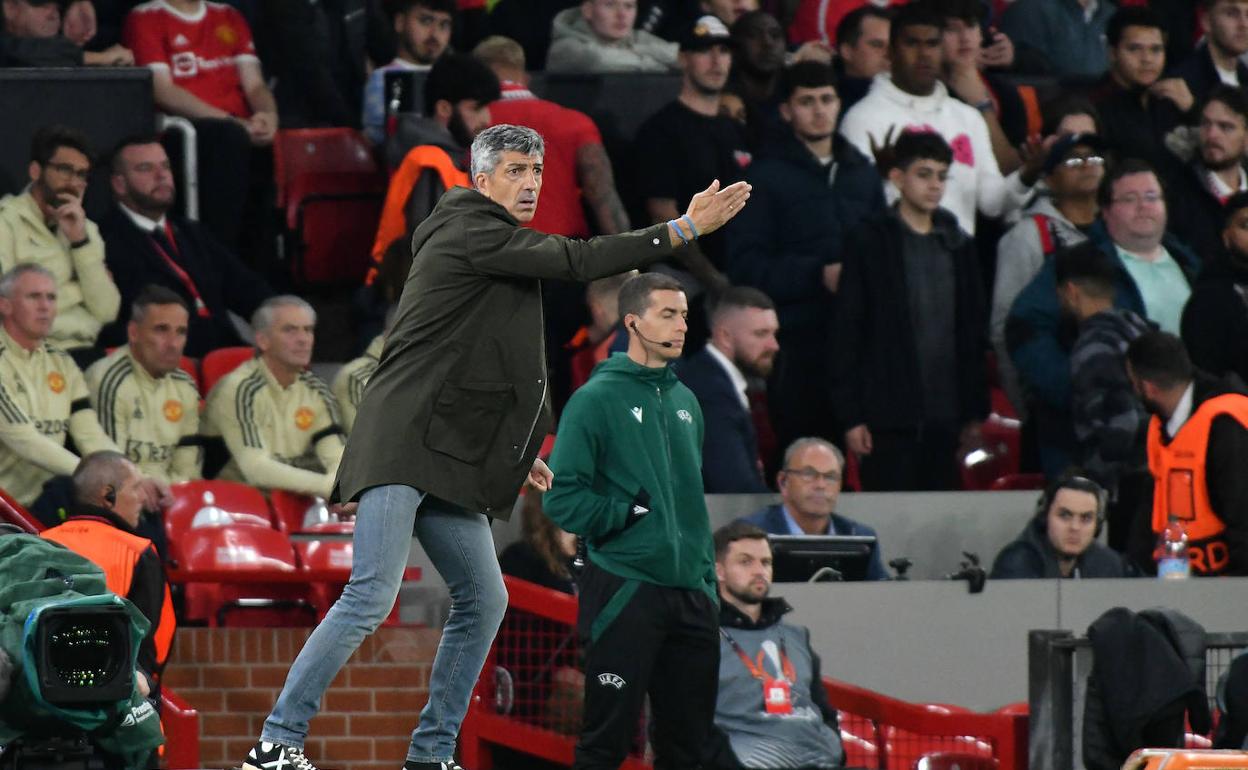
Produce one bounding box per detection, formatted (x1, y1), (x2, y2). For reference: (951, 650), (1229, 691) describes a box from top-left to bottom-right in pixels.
(1167, 87), (1248, 265)
(0, 125), (121, 352)
(369, 52), (499, 301)
(676, 286), (779, 493)
(362, 0), (455, 144)
(1126, 331), (1248, 576)
(1183, 192), (1248, 386)
(99, 136), (274, 357)
(635, 15), (749, 349)
(741, 437), (889, 580)
(701, 520), (847, 770)
(1174, 0), (1248, 105)
(725, 60), (882, 456)
(1007, 159), (1200, 477)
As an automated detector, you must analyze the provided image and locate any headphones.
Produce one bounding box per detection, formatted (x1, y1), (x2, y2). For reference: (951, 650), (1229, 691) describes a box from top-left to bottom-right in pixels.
(103, 485), (117, 508)
(1034, 471), (1107, 537)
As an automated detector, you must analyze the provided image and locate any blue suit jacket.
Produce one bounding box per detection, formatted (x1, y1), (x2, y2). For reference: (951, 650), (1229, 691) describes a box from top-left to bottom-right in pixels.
(742, 504), (890, 581)
(674, 347), (768, 493)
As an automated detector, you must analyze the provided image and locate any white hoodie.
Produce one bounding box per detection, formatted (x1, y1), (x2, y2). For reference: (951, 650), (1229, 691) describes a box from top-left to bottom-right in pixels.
(839, 74), (1031, 235)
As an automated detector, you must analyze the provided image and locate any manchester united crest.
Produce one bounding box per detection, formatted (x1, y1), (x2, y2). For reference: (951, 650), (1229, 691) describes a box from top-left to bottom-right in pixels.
(295, 406), (314, 430)
(163, 399), (184, 422)
(47, 372), (65, 394)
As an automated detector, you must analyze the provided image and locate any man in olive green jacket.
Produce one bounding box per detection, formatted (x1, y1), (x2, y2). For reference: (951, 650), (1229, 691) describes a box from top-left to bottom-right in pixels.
(242, 124), (750, 770)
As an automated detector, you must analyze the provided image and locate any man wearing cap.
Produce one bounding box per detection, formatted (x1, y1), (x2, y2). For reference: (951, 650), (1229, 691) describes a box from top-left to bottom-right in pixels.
(634, 14), (751, 349)
(991, 132), (1106, 413)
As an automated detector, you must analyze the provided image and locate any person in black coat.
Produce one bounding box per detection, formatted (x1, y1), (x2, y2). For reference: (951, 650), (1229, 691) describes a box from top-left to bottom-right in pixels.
(990, 472), (1140, 579)
(1172, 0), (1248, 109)
(1182, 191), (1248, 387)
(99, 136), (274, 357)
(724, 60), (885, 452)
(834, 131), (989, 491)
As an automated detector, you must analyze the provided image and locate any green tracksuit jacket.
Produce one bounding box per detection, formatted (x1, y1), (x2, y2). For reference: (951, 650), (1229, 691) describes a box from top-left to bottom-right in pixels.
(544, 353), (716, 602)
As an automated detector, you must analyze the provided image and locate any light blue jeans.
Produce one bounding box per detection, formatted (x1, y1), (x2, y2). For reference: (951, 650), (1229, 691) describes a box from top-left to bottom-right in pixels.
(262, 484), (508, 763)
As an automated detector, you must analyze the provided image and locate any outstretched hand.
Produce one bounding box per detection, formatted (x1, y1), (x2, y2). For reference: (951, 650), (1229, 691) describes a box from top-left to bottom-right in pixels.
(684, 179), (752, 238)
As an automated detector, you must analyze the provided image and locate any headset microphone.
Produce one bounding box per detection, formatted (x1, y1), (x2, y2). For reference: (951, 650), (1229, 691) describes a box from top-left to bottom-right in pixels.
(630, 321), (673, 349)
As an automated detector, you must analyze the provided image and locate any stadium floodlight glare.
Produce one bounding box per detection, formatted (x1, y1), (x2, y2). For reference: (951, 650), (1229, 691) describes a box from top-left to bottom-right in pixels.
(33, 604), (132, 706)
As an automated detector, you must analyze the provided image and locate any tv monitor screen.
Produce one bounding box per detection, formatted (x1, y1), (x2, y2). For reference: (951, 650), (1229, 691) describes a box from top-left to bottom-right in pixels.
(768, 535), (877, 582)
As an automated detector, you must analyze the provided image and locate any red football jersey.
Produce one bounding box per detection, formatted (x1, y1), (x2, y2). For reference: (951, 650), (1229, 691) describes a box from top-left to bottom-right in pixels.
(489, 81), (603, 239)
(124, 0), (257, 118)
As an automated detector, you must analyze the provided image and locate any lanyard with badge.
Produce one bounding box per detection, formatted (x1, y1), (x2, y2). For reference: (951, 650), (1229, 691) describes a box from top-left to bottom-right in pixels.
(721, 628), (796, 715)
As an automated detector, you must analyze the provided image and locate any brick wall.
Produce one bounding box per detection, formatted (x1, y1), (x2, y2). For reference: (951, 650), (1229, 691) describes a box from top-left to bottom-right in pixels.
(163, 627), (442, 770)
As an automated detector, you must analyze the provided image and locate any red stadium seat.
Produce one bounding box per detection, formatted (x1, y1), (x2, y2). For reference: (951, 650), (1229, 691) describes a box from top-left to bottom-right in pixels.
(173, 524), (315, 627)
(988, 474), (1045, 491)
(914, 752), (999, 770)
(200, 346), (254, 395)
(178, 355), (202, 394)
(994, 702), (1029, 716)
(273, 128), (387, 287)
(0, 486), (42, 533)
(161, 689), (200, 770)
(165, 480), (275, 570)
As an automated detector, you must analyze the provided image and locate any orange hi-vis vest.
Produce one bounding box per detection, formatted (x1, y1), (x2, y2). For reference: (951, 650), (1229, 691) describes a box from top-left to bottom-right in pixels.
(367, 145), (470, 285)
(1147, 393), (1248, 575)
(42, 516), (176, 668)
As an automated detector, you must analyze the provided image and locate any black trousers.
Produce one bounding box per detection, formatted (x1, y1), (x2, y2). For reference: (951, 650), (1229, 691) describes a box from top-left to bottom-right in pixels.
(859, 424), (960, 491)
(573, 563), (720, 770)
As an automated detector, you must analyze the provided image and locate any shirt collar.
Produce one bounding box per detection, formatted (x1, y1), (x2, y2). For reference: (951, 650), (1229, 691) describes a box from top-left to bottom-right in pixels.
(118, 202), (166, 233)
(704, 343), (749, 409)
(1206, 166), (1247, 199)
(779, 504), (832, 535)
(1166, 382), (1196, 438)
(0, 324), (44, 360)
(1082, 0), (1098, 23)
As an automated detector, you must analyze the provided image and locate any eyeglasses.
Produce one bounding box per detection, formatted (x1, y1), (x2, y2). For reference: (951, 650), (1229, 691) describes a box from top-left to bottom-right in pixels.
(783, 467), (841, 483)
(45, 162), (90, 182)
(1111, 191), (1163, 206)
(1060, 155), (1105, 169)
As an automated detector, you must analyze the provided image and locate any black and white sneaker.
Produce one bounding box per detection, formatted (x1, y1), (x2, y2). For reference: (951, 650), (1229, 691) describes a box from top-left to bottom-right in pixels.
(403, 762), (466, 770)
(241, 741), (320, 770)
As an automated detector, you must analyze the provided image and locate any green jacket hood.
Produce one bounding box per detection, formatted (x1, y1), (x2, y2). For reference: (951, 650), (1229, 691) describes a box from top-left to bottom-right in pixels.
(590, 352), (680, 388)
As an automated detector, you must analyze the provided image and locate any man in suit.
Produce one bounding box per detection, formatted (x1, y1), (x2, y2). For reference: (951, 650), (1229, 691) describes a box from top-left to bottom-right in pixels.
(99, 135), (274, 358)
(742, 437), (890, 580)
(677, 285), (778, 493)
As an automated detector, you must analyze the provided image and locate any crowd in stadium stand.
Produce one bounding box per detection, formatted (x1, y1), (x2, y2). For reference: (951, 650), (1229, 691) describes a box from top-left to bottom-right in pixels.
(0, 0), (1247, 618)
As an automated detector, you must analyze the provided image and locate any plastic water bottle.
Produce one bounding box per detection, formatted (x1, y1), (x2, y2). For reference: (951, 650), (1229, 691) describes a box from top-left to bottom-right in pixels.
(1156, 521), (1191, 580)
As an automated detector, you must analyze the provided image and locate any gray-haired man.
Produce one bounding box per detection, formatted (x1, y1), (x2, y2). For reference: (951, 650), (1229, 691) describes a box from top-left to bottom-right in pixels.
(242, 124), (752, 770)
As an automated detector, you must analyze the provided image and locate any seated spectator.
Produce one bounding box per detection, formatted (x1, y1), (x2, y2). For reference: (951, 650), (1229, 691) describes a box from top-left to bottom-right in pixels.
(1008, 159), (1199, 476)
(1042, 94), (1103, 138)
(989, 472), (1138, 579)
(835, 131), (989, 491)
(992, 133), (1105, 413)
(725, 60), (883, 451)
(1126, 331), (1248, 576)
(99, 135), (274, 357)
(1174, 0), (1248, 106)
(546, 0), (679, 73)
(1, 0), (131, 66)
(1000, 0), (1114, 78)
(742, 437), (889, 580)
(1183, 192), (1248, 386)
(85, 287), (202, 486)
(727, 11), (786, 148)
(634, 15), (748, 346)
(1166, 87), (1248, 265)
(834, 5), (891, 114)
(565, 271), (634, 394)
(204, 296), (345, 498)
(676, 286), (778, 493)
(1059, 243), (1153, 551)
(257, 0), (393, 129)
(474, 35), (630, 238)
(499, 490), (576, 595)
(932, 0), (1025, 162)
(41, 451), (176, 701)
(839, 2), (1034, 237)
(0, 265), (119, 514)
(368, 53), (498, 302)
(702, 521), (845, 770)
(362, 0), (454, 144)
(788, 0), (902, 47)
(123, 0), (279, 251)
(0, 126), (121, 351)
(637, 0), (760, 43)
(332, 333), (382, 433)
(1091, 7), (1191, 179)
